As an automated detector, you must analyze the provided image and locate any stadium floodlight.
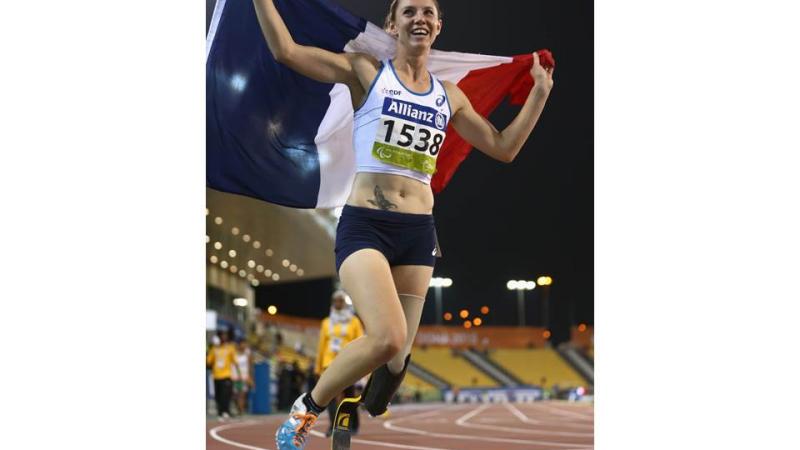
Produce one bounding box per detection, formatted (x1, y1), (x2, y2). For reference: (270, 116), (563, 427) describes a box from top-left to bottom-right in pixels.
(233, 298), (248, 307)
(507, 279), (536, 326)
(429, 277), (453, 325)
(537, 275), (553, 286)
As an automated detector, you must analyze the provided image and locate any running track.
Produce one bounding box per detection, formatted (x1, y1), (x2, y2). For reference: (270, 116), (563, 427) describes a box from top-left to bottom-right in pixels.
(207, 401), (594, 450)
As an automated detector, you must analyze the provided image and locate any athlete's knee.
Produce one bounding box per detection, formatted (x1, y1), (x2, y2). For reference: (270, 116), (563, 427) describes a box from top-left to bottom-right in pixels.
(372, 327), (406, 362)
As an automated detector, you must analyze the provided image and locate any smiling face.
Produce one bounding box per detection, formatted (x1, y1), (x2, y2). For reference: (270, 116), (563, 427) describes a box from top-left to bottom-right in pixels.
(385, 0), (443, 53)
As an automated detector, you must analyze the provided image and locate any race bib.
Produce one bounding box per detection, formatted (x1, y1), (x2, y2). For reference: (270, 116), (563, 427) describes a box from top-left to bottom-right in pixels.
(330, 337), (342, 353)
(215, 350), (226, 369)
(372, 97), (447, 175)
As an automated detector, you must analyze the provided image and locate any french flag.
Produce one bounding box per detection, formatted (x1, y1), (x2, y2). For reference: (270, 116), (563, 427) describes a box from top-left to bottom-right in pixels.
(207, 0), (551, 209)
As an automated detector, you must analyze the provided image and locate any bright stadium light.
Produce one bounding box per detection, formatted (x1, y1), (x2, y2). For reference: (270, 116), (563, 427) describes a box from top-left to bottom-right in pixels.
(233, 298), (248, 307)
(507, 279), (536, 326)
(267, 305), (278, 315)
(429, 277), (453, 324)
(537, 275), (553, 286)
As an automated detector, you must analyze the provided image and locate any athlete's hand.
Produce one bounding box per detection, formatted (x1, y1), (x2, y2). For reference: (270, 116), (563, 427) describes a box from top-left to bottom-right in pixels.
(531, 52), (554, 92)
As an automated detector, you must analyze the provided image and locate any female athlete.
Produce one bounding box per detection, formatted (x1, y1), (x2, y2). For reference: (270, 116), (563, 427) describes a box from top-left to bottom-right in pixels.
(252, 1), (554, 448)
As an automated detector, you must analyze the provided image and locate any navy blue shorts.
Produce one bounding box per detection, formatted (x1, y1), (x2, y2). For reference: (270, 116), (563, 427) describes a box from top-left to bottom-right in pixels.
(335, 205), (439, 272)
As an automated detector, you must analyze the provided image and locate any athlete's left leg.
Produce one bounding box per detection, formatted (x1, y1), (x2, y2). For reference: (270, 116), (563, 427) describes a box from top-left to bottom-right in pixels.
(388, 265), (432, 372)
(360, 265), (432, 415)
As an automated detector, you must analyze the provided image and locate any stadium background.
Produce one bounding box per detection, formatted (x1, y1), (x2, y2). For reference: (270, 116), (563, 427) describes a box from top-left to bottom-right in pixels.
(205, 0), (594, 425)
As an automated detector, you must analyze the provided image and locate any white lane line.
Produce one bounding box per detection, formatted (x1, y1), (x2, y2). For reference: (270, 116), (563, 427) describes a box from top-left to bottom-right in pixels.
(544, 403), (595, 418)
(511, 403), (594, 430)
(451, 403), (593, 438)
(208, 420), (272, 450)
(383, 404), (593, 448)
(454, 403), (492, 424)
(309, 430), (454, 450)
(536, 403), (595, 421)
(505, 402), (541, 424)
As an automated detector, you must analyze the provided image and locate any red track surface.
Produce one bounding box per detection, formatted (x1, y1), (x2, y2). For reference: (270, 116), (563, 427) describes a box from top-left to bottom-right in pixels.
(207, 401), (594, 450)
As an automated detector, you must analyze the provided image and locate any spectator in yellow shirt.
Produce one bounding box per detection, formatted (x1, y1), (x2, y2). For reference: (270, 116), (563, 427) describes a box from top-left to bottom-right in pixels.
(206, 330), (239, 420)
(315, 290), (364, 436)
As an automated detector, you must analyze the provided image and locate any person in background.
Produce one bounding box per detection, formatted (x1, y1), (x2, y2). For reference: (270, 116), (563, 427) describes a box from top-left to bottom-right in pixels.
(206, 330), (240, 420)
(290, 360), (306, 405)
(233, 339), (254, 415)
(315, 290), (365, 437)
(277, 361), (292, 411)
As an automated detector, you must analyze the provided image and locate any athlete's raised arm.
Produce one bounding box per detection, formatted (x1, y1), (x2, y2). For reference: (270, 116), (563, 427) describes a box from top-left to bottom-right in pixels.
(445, 52), (555, 163)
(252, 0), (376, 87)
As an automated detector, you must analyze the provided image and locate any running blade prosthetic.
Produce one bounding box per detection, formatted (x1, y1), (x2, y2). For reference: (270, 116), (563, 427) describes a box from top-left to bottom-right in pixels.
(330, 396), (361, 450)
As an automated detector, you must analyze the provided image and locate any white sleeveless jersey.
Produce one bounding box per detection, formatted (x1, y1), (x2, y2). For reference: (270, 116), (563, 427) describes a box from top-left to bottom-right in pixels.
(353, 60), (451, 184)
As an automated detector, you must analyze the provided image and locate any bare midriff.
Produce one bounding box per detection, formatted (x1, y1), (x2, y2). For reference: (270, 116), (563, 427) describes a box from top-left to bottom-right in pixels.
(346, 172), (434, 215)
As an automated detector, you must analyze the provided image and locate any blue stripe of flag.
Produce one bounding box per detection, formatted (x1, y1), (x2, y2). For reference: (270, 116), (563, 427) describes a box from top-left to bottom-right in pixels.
(206, 0), (366, 208)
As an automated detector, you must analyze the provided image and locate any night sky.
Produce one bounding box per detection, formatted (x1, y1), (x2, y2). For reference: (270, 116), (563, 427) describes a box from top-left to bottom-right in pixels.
(251, 0), (594, 344)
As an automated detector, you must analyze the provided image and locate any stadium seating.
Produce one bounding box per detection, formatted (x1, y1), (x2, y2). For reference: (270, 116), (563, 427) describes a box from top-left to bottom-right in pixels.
(411, 347), (499, 388)
(398, 371), (440, 401)
(489, 348), (586, 388)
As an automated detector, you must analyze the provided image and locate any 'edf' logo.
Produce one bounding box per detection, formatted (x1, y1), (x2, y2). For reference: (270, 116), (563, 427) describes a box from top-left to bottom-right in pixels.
(436, 95), (446, 107)
(435, 112), (446, 130)
(382, 88), (402, 97)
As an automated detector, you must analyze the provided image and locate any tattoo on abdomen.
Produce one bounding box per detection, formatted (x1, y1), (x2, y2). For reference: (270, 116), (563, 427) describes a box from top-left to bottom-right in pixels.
(367, 185), (398, 211)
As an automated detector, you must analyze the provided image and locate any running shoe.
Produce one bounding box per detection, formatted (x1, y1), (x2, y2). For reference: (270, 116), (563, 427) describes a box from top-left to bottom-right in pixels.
(275, 394), (319, 450)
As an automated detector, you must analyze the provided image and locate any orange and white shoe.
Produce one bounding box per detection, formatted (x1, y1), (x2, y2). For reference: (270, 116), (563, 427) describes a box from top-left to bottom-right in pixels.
(275, 394), (319, 450)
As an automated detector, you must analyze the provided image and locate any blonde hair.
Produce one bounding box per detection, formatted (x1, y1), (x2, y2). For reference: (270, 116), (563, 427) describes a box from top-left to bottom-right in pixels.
(384, 0), (443, 30)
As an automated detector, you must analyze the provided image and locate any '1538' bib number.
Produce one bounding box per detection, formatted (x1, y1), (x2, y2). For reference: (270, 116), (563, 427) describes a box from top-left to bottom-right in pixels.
(372, 97), (447, 175)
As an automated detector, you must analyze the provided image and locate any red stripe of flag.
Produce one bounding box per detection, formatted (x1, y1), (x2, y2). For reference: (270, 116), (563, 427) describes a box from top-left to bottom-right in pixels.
(432, 50), (554, 193)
